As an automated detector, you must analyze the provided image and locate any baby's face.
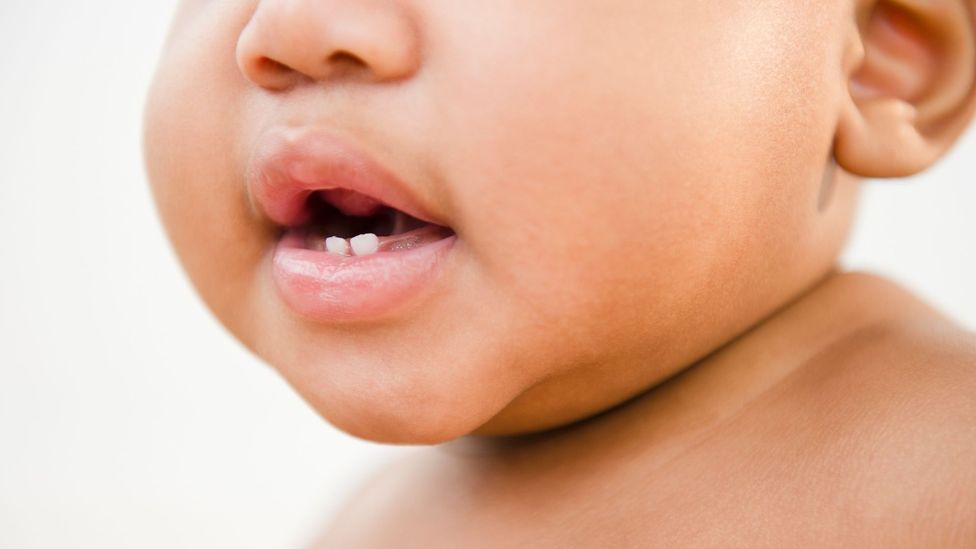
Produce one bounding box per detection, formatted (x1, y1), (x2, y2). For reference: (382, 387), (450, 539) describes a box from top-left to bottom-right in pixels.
(145, 0), (855, 442)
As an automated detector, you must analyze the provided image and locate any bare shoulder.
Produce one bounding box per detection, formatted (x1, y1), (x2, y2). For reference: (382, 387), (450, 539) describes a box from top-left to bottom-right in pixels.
(804, 273), (976, 426)
(805, 276), (976, 428)
(641, 282), (976, 547)
(776, 298), (976, 545)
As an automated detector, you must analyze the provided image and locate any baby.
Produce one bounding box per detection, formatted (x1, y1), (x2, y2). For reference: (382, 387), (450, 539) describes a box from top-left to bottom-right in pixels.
(143, 0), (976, 546)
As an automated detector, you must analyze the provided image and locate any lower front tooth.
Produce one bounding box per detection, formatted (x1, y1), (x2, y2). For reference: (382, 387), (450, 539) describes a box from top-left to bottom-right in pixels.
(350, 233), (379, 256)
(325, 236), (350, 256)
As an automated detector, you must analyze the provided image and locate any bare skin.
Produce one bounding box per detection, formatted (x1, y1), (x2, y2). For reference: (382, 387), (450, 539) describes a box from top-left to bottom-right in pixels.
(142, 0), (976, 545)
(319, 271), (976, 547)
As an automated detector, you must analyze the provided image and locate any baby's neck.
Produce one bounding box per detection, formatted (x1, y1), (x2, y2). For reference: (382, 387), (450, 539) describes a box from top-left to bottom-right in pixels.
(441, 269), (950, 461)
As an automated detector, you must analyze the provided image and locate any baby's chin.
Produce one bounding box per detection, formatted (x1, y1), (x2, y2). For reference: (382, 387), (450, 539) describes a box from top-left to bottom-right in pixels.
(297, 367), (523, 445)
(255, 331), (534, 445)
(318, 395), (504, 445)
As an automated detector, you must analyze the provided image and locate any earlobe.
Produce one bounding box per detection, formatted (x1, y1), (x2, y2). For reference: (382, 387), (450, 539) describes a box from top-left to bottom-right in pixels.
(833, 0), (976, 178)
(835, 96), (941, 176)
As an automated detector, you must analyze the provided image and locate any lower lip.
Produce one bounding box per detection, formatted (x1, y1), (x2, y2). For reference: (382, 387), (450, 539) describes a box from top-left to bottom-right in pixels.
(271, 229), (457, 323)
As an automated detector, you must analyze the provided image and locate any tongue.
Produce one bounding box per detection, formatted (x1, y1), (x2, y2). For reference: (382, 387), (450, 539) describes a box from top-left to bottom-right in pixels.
(320, 189), (384, 217)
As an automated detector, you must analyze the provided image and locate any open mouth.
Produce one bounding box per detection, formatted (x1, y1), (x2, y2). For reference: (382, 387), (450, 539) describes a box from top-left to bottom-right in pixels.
(251, 126), (458, 323)
(291, 189), (455, 256)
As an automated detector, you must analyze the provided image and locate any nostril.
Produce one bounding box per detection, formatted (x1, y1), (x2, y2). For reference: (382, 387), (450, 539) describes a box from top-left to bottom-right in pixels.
(249, 52), (367, 88)
(322, 50), (370, 79)
(256, 57), (292, 75)
(328, 50), (367, 68)
(242, 56), (309, 90)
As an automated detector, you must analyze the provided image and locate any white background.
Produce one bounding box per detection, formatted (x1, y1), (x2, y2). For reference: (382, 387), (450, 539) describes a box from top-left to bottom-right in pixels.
(0, 1), (973, 548)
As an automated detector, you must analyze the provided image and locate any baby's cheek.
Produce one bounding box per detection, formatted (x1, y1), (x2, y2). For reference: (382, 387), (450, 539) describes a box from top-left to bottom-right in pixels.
(433, 3), (837, 364)
(143, 12), (268, 341)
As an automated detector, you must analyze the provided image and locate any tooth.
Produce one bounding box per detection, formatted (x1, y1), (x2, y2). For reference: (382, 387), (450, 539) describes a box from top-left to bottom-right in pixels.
(350, 233), (380, 256)
(325, 236), (350, 256)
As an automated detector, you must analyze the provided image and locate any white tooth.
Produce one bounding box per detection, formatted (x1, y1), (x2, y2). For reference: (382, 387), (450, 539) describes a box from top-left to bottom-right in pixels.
(350, 233), (380, 256)
(325, 236), (350, 256)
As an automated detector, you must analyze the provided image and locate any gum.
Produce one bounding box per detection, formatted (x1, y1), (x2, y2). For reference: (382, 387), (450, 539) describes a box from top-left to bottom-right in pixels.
(303, 224), (454, 254)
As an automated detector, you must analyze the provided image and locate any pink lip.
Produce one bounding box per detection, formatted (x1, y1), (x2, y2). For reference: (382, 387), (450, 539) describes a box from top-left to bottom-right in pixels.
(248, 126), (456, 323)
(272, 230), (457, 323)
(247, 126), (445, 227)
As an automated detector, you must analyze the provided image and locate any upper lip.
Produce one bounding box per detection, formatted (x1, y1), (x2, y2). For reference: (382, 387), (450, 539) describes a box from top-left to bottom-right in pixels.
(247, 126), (444, 229)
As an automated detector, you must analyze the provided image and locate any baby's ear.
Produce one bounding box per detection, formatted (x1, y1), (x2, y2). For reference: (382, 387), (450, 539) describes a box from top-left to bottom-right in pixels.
(835, 0), (976, 177)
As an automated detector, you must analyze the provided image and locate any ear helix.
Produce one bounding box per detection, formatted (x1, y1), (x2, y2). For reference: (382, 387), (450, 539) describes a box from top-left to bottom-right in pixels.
(832, 0), (976, 178)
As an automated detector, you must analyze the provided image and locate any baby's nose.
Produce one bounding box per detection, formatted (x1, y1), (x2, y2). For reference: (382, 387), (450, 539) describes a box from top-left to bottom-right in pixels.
(236, 0), (422, 90)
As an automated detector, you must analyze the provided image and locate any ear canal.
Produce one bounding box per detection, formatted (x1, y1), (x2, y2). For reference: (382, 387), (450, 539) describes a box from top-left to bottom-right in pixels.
(834, 0), (976, 178)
